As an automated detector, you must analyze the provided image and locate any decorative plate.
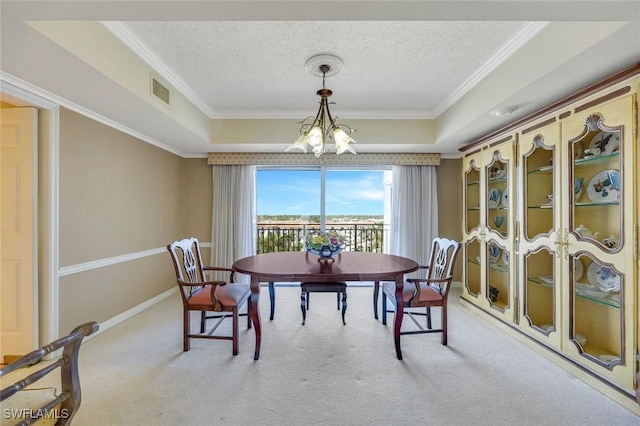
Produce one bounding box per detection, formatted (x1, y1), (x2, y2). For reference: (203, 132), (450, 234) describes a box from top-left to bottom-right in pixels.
(589, 131), (620, 154)
(575, 334), (587, 346)
(586, 170), (620, 203)
(488, 245), (501, 262)
(488, 188), (501, 208)
(574, 177), (583, 200)
(502, 250), (509, 266)
(574, 258), (584, 281)
(587, 262), (620, 292)
(501, 188), (509, 207)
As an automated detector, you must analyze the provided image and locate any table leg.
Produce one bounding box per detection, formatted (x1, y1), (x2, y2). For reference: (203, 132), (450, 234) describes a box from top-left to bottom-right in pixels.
(393, 274), (404, 360)
(373, 281), (379, 319)
(250, 276), (262, 360)
(269, 281), (275, 320)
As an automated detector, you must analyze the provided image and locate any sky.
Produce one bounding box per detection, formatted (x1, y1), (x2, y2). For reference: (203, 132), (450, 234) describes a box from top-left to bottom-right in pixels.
(256, 170), (385, 216)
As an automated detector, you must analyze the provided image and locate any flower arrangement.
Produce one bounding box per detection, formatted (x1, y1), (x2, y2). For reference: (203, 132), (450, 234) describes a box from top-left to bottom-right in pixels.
(305, 230), (346, 259)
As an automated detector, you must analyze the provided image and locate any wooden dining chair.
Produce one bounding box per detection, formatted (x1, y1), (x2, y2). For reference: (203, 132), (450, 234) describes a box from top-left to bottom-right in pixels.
(167, 237), (251, 355)
(381, 237), (461, 345)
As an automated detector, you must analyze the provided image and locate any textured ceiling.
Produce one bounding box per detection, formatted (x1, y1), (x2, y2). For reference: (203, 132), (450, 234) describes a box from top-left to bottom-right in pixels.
(121, 20), (528, 118)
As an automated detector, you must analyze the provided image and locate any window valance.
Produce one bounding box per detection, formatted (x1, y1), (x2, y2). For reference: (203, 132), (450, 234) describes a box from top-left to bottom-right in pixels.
(207, 152), (440, 166)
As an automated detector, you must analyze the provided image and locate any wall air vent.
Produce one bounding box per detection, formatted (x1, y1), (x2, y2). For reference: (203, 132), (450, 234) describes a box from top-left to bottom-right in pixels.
(151, 77), (170, 105)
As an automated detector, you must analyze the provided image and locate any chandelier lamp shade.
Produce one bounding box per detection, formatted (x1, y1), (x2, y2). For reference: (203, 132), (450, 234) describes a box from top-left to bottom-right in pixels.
(286, 55), (357, 157)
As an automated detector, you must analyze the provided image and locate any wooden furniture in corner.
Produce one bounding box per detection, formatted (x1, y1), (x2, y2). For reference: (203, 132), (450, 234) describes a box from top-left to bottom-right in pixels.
(0, 321), (99, 425)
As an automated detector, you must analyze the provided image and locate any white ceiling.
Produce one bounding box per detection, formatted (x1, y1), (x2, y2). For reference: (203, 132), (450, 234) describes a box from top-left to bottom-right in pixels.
(1, 1), (639, 157)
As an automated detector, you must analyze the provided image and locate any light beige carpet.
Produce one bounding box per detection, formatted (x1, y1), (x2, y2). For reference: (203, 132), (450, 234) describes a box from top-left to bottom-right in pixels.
(72, 285), (639, 425)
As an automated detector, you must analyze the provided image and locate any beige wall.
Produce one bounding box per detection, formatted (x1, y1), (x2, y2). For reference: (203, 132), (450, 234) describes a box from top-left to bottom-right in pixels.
(183, 158), (213, 262)
(58, 108), (187, 333)
(437, 158), (463, 280)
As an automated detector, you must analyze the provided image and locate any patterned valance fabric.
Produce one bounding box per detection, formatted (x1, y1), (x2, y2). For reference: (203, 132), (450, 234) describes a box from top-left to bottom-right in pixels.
(207, 152), (440, 166)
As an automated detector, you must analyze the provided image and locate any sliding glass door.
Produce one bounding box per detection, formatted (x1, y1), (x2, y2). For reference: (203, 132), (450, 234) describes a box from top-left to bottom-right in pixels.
(256, 167), (389, 254)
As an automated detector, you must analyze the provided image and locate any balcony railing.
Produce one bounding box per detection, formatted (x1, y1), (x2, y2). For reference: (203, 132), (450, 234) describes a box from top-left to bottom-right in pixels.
(256, 223), (389, 254)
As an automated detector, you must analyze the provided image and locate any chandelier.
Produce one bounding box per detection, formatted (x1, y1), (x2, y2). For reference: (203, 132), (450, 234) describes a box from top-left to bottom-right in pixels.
(286, 55), (357, 158)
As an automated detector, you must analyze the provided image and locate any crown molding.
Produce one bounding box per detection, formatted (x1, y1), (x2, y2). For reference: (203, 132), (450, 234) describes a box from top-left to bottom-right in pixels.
(433, 22), (549, 116)
(102, 21), (217, 119)
(1, 72), (187, 158)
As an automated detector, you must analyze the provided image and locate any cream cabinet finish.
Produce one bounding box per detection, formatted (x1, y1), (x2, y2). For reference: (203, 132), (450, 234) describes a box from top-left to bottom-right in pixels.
(560, 94), (636, 389)
(517, 120), (563, 349)
(461, 136), (516, 325)
(460, 64), (639, 410)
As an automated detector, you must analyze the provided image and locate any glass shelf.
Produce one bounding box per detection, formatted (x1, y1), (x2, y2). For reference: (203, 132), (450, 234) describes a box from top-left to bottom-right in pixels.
(467, 207), (481, 211)
(575, 201), (619, 207)
(575, 292), (620, 309)
(527, 165), (553, 175)
(528, 277), (553, 288)
(575, 152), (619, 166)
(469, 259), (509, 271)
(489, 207), (508, 211)
(467, 180), (480, 186)
(488, 263), (509, 273)
(528, 204), (553, 209)
(488, 176), (507, 183)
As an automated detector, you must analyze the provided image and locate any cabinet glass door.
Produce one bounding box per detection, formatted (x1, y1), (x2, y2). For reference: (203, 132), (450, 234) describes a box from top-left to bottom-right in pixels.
(563, 101), (634, 388)
(465, 161), (481, 234)
(570, 117), (622, 249)
(518, 124), (561, 346)
(523, 248), (557, 334)
(465, 238), (481, 297)
(484, 150), (511, 313)
(486, 155), (509, 238)
(572, 253), (622, 364)
(523, 136), (556, 240)
(486, 240), (509, 311)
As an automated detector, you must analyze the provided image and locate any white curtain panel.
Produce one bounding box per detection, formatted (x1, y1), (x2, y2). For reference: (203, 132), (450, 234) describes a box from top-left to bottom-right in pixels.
(211, 165), (256, 282)
(389, 165), (439, 267)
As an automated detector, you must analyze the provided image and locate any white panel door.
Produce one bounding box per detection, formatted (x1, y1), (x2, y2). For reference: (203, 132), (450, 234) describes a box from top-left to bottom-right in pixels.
(1, 107), (37, 359)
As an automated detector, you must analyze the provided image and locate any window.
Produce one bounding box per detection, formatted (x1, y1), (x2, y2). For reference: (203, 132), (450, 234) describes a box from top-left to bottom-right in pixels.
(256, 167), (390, 254)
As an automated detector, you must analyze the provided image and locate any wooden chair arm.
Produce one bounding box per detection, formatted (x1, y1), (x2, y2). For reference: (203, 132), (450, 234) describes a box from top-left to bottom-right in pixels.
(408, 276), (453, 301)
(177, 279), (227, 311)
(176, 279), (227, 287)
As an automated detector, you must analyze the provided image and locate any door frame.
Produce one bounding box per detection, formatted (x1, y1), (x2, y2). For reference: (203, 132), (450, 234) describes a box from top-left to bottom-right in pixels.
(2, 75), (60, 346)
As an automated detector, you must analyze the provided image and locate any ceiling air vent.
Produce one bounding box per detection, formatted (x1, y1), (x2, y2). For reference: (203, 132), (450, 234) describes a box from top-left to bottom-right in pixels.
(151, 77), (170, 105)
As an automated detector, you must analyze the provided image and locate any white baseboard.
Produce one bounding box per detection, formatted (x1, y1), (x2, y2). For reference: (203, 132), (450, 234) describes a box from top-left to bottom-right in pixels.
(83, 287), (177, 342)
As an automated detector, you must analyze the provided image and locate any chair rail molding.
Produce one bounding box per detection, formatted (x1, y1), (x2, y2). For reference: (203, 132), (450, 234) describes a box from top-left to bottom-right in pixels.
(58, 242), (212, 276)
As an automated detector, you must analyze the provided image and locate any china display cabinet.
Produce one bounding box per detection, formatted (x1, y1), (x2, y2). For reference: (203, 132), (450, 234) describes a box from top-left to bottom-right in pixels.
(461, 137), (515, 324)
(459, 63), (639, 412)
(517, 121), (563, 348)
(560, 95), (635, 390)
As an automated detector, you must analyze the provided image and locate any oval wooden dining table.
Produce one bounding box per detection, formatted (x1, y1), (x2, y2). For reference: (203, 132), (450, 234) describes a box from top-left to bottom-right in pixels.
(232, 251), (419, 360)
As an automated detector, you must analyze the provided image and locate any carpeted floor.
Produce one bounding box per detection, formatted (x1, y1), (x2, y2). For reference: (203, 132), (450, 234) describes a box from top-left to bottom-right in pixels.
(73, 284), (640, 425)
